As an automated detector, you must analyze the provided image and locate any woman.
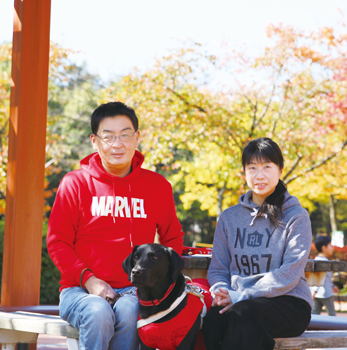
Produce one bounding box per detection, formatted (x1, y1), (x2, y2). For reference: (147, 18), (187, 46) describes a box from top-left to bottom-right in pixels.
(203, 138), (312, 350)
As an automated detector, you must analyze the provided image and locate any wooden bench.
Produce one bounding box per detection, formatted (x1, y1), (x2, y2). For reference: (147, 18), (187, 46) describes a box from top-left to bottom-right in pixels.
(274, 330), (347, 349)
(0, 259), (345, 349)
(1, 311), (347, 350)
(0, 311), (78, 350)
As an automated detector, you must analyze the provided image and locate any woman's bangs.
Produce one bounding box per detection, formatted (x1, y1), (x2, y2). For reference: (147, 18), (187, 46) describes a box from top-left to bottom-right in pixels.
(242, 137), (284, 169)
(245, 152), (273, 166)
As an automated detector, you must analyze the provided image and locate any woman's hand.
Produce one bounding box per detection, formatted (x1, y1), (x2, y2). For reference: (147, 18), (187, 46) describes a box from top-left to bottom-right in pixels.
(212, 288), (233, 314)
(84, 276), (117, 305)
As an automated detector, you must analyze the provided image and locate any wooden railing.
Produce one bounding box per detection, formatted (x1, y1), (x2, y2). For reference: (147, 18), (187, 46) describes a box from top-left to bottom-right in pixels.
(182, 256), (347, 286)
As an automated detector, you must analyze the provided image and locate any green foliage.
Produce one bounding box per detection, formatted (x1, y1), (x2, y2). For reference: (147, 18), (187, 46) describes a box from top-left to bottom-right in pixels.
(310, 202), (333, 238)
(170, 178), (216, 246)
(310, 199), (347, 240)
(40, 223), (61, 304)
(0, 220), (4, 284)
(338, 285), (347, 295)
(0, 43), (11, 214)
(43, 60), (103, 217)
(46, 63), (102, 170)
(0, 220), (61, 304)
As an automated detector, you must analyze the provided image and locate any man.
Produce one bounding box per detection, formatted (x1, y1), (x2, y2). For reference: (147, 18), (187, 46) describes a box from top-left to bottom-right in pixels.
(311, 235), (339, 316)
(47, 101), (184, 350)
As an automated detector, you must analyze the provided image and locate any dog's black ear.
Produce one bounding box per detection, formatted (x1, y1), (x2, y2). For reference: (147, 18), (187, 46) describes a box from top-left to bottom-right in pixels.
(166, 247), (184, 282)
(122, 245), (140, 281)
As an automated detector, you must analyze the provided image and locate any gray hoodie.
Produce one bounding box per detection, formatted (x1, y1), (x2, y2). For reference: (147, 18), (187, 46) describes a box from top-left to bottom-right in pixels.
(208, 190), (313, 308)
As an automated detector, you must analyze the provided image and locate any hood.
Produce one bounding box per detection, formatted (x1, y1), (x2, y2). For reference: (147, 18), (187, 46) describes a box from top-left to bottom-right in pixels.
(239, 189), (302, 226)
(80, 150), (144, 181)
(239, 189), (301, 210)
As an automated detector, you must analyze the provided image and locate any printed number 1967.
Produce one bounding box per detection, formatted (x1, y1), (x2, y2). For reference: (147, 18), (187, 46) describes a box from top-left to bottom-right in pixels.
(234, 254), (272, 276)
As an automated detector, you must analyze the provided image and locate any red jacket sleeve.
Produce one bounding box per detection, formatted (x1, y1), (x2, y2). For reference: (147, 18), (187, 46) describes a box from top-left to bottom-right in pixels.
(156, 180), (184, 255)
(46, 175), (94, 287)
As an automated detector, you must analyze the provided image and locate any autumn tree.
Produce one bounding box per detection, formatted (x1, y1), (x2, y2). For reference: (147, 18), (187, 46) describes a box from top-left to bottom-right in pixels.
(0, 43), (12, 215)
(44, 63), (103, 216)
(0, 42), (101, 215)
(102, 24), (347, 231)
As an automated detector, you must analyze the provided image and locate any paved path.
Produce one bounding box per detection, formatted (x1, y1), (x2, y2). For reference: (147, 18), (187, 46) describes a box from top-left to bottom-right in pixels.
(37, 334), (68, 349)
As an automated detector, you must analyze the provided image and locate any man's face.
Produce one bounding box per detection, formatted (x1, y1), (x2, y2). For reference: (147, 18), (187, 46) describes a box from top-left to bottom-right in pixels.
(90, 115), (140, 177)
(323, 242), (334, 258)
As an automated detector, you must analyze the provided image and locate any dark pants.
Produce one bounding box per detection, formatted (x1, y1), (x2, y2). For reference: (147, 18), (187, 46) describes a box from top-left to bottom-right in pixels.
(312, 296), (336, 316)
(202, 295), (311, 350)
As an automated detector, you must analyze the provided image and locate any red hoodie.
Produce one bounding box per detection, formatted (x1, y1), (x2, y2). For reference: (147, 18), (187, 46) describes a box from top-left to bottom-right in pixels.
(47, 150), (184, 292)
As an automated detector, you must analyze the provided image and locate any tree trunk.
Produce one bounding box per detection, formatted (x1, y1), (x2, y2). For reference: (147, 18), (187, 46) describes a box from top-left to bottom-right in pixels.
(329, 194), (338, 234)
(216, 183), (227, 221)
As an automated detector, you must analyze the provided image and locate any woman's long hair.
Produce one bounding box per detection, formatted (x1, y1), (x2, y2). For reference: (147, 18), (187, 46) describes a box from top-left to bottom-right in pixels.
(242, 138), (287, 227)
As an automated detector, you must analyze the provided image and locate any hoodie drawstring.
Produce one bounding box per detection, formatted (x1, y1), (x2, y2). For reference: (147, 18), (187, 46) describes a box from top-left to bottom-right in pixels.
(112, 181), (116, 224)
(128, 180), (134, 248)
(250, 208), (268, 226)
(111, 179), (134, 248)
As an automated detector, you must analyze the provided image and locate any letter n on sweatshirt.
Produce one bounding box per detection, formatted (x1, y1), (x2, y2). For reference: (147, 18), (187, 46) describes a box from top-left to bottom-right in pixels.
(234, 228), (246, 249)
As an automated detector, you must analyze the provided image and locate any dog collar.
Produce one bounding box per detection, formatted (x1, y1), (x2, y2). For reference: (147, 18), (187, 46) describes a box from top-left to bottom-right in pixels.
(137, 282), (176, 306)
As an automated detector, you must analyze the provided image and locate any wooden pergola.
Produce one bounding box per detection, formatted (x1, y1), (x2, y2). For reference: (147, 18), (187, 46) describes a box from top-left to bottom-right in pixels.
(1, 0), (52, 310)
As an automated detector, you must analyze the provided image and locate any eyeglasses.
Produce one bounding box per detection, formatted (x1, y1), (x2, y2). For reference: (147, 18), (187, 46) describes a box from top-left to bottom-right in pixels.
(95, 131), (137, 145)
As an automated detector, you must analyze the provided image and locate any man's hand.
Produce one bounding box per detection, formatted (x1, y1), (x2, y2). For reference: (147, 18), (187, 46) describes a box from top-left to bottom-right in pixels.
(311, 290), (316, 300)
(212, 288), (233, 314)
(84, 276), (117, 305)
(333, 285), (339, 294)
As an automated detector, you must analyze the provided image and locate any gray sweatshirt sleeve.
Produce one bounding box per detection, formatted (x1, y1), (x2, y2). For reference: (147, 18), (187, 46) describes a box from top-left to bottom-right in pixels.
(207, 214), (233, 294)
(235, 211), (312, 301)
(207, 214), (235, 297)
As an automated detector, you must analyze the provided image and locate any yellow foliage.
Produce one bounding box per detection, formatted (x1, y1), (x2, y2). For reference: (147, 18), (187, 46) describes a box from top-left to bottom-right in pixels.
(0, 42), (78, 214)
(101, 25), (347, 216)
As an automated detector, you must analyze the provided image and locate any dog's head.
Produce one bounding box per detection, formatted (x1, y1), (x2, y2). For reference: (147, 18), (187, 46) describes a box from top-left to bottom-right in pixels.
(122, 244), (184, 287)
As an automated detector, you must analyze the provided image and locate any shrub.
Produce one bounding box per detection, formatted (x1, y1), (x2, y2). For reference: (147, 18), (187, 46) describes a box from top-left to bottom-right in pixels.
(0, 220), (61, 305)
(332, 246), (347, 263)
(40, 223), (61, 304)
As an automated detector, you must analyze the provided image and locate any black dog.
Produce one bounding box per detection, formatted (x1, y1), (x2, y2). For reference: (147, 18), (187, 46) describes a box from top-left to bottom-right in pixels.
(122, 244), (203, 350)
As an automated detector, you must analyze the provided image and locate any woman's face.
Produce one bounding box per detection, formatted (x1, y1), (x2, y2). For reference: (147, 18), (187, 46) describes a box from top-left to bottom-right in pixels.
(244, 159), (282, 206)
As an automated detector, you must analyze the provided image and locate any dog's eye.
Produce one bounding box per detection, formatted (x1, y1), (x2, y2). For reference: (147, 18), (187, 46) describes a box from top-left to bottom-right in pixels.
(134, 254), (139, 260)
(152, 255), (158, 260)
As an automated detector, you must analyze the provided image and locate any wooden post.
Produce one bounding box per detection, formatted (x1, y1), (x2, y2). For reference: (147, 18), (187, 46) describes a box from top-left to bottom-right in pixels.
(1, 0), (51, 307)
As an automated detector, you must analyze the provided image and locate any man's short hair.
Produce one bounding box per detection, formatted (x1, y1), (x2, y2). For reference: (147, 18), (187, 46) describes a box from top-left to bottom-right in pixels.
(91, 102), (139, 135)
(315, 235), (331, 253)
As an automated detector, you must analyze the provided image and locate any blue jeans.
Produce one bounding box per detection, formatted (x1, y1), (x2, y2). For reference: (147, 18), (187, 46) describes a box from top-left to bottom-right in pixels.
(60, 286), (139, 350)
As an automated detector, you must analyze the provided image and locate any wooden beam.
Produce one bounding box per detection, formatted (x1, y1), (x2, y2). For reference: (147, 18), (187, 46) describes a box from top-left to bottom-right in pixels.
(274, 330), (347, 349)
(1, 0), (51, 306)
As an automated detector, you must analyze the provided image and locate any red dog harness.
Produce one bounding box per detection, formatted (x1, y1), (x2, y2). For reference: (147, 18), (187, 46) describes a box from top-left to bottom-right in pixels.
(137, 282), (176, 306)
(137, 279), (212, 350)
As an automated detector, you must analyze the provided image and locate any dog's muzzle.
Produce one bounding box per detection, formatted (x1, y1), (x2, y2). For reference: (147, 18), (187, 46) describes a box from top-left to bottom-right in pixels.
(131, 266), (145, 276)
